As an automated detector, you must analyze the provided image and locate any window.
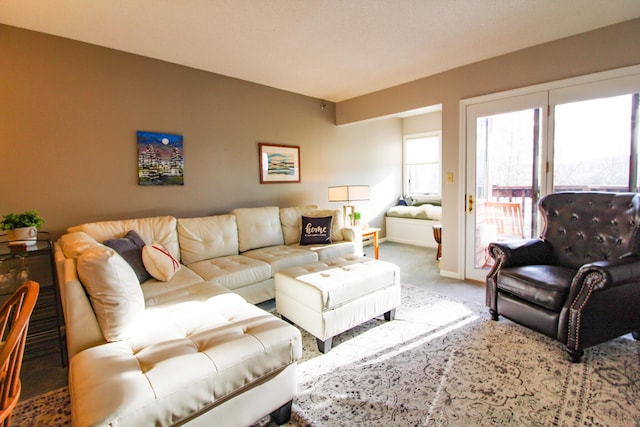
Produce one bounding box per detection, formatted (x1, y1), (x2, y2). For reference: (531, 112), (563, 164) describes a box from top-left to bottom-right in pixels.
(404, 132), (441, 197)
(553, 93), (639, 192)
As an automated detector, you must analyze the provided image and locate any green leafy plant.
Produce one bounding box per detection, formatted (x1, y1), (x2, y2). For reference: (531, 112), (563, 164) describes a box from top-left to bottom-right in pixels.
(0, 210), (45, 230)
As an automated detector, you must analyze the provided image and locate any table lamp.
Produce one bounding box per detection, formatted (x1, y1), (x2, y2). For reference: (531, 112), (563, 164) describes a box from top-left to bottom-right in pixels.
(328, 185), (369, 226)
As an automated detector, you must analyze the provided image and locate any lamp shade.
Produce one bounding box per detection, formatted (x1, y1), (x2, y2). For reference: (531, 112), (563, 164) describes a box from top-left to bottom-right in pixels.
(328, 185), (369, 202)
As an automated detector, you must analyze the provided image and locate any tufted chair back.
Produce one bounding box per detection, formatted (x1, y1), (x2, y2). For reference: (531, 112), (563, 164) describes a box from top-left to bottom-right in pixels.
(539, 192), (640, 270)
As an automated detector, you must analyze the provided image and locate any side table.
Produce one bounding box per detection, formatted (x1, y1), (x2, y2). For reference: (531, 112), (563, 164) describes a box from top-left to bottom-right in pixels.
(0, 232), (67, 366)
(361, 227), (381, 259)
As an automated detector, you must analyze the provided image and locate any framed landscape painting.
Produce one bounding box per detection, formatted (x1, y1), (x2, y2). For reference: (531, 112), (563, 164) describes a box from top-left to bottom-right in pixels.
(259, 143), (301, 183)
(137, 131), (184, 186)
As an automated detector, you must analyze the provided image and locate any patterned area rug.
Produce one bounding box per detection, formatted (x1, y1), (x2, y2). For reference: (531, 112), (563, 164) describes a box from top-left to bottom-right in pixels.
(13, 385), (70, 426)
(13, 284), (640, 426)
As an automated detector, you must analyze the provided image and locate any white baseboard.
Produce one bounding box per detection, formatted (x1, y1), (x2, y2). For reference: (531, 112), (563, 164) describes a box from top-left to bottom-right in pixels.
(439, 269), (463, 280)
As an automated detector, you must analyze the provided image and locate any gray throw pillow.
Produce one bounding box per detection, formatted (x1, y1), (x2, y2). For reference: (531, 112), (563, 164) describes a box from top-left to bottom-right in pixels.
(104, 230), (151, 283)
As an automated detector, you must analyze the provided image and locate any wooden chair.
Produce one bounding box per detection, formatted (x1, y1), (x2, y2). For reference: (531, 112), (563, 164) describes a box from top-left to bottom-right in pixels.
(480, 201), (525, 268)
(484, 201), (525, 240)
(0, 281), (39, 427)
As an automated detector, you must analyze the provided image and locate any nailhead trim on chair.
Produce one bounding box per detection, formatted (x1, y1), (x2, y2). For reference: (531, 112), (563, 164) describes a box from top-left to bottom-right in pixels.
(568, 270), (604, 352)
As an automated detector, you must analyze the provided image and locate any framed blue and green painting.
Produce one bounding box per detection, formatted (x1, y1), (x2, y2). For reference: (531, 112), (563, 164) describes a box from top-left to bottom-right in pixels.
(259, 142), (301, 183)
(137, 131), (184, 186)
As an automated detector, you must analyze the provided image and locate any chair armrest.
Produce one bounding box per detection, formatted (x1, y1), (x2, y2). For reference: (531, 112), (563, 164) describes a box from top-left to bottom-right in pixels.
(573, 257), (640, 291)
(485, 239), (553, 312)
(488, 239), (553, 268)
(561, 256), (640, 352)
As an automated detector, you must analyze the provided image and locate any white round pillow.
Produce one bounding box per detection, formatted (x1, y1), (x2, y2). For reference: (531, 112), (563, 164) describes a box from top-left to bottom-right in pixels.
(142, 241), (181, 281)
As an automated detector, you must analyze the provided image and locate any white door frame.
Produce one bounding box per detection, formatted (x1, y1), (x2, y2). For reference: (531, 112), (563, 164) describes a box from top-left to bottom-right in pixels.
(458, 64), (640, 282)
(463, 92), (548, 282)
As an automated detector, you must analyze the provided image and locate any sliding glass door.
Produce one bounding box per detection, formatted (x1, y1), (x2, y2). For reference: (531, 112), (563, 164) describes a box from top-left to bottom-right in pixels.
(464, 69), (640, 282)
(465, 92), (547, 281)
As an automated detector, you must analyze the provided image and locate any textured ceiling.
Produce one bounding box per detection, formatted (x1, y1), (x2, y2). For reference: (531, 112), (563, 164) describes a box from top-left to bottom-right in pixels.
(2, 0), (640, 102)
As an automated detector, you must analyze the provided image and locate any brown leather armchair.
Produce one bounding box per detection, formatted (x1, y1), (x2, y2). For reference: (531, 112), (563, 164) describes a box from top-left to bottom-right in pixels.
(486, 192), (640, 362)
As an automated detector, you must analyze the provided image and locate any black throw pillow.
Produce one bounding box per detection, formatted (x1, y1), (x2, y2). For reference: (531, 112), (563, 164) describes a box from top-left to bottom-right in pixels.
(300, 216), (332, 245)
(104, 230), (151, 283)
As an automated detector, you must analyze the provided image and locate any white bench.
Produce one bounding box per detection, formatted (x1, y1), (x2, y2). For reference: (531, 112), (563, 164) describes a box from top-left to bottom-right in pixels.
(275, 255), (401, 352)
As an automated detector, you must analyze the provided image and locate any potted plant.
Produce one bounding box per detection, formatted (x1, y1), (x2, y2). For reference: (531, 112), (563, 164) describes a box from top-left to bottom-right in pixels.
(348, 211), (362, 227)
(1, 210), (45, 246)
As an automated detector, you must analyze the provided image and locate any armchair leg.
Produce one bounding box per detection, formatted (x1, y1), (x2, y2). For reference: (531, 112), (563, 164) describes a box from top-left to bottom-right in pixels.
(567, 348), (584, 363)
(489, 309), (499, 321)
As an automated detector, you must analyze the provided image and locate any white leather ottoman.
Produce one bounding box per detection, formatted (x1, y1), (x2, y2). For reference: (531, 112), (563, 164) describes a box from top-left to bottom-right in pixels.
(275, 255), (401, 353)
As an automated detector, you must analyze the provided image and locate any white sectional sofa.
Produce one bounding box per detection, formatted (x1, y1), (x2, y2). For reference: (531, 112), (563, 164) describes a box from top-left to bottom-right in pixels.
(54, 205), (360, 426)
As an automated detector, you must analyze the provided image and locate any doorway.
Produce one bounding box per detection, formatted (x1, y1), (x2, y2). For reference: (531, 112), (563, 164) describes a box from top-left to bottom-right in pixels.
(464, 92), (546, 281)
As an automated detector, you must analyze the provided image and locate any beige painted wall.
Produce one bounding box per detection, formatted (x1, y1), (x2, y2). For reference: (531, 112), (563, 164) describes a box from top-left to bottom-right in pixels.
(402, 110), (442, 136)
(0, 25), (402, 239)
(337, 18), (640, 278)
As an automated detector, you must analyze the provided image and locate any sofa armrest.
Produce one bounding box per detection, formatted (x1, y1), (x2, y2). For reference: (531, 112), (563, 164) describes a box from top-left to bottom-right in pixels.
(340, 226), (360, 243)
(340, 226), (363, 256)
(55, 245), (106, 359)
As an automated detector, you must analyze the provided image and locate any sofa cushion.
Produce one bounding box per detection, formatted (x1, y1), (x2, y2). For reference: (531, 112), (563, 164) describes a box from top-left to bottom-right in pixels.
(67, 216), (180, 261)
(69, 290), (302, 427)
(280, 206), (344, 244)
(279, 205), (318, 245)
(232, 207), (284, 252)
(76, 246), (145, 342)
(187, 255), (271, 291)
(177, 215), (239, 264)
(300, 216), (332, 245)
(59, 231), (102, 259)
(104, 230), (151, 283)
(141, 267), (206, 305)
(288, 240), (356, 261)
(497, 265), (575, 311)
(243, 245), (318, 275)
(142, 242), (181, 281)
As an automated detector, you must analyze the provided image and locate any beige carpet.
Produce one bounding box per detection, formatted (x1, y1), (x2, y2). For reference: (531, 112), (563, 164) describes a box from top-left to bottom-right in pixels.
(13, 284), (640, 426)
